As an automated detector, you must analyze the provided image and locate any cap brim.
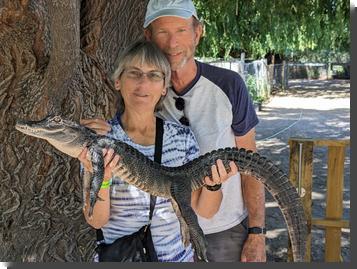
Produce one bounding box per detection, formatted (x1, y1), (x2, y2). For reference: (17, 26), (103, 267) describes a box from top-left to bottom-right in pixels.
(144, 9), (197, 28)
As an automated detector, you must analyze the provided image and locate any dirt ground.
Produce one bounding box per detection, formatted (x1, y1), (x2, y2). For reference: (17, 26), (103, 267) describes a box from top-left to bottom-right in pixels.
(255, 79), (350, 262)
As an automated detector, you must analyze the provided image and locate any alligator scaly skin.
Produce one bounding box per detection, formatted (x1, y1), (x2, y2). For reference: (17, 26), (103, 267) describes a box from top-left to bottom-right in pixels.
(16, 116), (307, 262)
(91, 137), (307, 262)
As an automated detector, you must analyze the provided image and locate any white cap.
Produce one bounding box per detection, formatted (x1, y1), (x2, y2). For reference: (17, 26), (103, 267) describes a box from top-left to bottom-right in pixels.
(144, 0), (199, 28)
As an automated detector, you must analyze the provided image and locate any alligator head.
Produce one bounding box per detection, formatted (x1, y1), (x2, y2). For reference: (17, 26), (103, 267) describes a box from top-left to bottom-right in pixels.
(15, 115), (96, 158)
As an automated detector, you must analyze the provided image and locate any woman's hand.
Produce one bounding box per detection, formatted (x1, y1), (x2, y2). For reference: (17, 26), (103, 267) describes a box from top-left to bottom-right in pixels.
(192, 160), (238, 219)
(78, 147), (121, 181)
(204, 159), (238, 186)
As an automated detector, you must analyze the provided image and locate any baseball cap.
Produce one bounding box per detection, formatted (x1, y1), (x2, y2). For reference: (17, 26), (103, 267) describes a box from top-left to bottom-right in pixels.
(144, 0), (199, 28)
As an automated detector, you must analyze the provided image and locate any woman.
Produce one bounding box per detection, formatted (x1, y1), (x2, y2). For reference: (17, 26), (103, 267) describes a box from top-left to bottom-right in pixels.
(79, 40), (237, 262)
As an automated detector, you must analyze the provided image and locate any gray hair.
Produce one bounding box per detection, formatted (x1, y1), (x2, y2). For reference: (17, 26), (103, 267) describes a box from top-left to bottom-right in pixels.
(112, 40), (171, 88)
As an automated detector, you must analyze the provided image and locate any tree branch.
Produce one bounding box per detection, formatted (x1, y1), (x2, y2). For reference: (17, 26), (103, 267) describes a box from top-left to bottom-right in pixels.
(80, 0), (148, 75)
(42, 0), (81, 109)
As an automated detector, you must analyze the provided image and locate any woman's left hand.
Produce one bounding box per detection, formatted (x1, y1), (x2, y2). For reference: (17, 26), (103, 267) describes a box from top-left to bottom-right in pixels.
(204, 159), (238, 186)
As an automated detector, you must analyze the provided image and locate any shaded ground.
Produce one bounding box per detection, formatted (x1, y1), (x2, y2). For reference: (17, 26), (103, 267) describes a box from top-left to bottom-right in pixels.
(255, 79), (350, 262)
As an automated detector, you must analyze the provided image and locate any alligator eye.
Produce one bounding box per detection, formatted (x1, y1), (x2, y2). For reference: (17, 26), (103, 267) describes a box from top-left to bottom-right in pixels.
(53, 116), (62, 123)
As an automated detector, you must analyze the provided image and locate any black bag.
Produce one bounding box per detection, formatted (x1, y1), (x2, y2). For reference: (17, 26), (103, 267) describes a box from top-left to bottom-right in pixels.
(95, 117), (164, 262)
(96, 197), (158, 262)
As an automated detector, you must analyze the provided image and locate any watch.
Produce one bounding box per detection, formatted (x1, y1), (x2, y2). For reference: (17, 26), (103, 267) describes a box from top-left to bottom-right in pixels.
(248, 227), (266, 235)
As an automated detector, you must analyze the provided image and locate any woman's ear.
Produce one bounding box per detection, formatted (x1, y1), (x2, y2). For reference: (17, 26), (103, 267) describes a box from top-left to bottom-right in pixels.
(162, 88), (167, 96)
(115, 79), (121, 91)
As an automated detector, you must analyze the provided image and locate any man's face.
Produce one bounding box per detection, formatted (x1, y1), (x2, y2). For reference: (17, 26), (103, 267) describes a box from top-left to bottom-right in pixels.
(145, 16), (202, 72)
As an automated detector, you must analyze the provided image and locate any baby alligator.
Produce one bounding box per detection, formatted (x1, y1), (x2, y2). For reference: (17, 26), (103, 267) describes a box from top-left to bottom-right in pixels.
(15, 115), (307, 262)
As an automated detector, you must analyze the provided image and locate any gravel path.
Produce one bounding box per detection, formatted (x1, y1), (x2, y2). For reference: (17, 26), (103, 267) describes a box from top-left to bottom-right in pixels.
(255, 79), (350, 262)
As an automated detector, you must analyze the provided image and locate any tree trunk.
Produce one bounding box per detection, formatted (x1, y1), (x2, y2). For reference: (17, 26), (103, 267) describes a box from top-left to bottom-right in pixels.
(0, 0), (148, 261)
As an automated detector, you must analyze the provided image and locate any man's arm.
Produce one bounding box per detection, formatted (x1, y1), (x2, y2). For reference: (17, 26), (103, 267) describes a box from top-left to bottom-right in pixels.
(235, 128), (266, 262)
(80, 118), (111, 135)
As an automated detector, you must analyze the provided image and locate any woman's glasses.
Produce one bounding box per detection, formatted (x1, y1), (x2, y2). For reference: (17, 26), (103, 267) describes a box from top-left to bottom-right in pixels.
(174, 97), (189, 126)
(123, 68), (165, 83)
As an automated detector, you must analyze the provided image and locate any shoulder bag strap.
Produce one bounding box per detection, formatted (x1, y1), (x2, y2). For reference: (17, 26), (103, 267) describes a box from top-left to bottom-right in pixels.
(149, 117), (164, 220)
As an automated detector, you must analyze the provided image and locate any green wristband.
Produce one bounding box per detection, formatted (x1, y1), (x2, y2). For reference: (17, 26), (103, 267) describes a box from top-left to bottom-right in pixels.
(100, 179), (112, 189)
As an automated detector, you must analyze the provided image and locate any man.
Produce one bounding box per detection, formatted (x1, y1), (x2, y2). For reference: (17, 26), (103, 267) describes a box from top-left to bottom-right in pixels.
(143, 0), (266, 262)
(82, 0), (266, 262)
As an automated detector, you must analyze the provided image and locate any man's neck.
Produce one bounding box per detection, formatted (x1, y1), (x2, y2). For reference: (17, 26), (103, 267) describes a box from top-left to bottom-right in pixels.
(171, 60), (198, 93)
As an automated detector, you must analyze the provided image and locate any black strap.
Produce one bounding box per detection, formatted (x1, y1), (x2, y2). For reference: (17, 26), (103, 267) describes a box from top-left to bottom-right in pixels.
(97, 117), (164, 242)
(149, 117), (163, 220)
(154, 117), (164, 164)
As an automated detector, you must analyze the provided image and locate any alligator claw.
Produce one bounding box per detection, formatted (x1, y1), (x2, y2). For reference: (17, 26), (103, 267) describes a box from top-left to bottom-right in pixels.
(191, 234), (208, 262)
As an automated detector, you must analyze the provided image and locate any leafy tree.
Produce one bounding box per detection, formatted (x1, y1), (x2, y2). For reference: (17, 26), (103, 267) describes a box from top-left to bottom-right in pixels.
(0, 0), (147, 261)
(194, 0), (350, 60)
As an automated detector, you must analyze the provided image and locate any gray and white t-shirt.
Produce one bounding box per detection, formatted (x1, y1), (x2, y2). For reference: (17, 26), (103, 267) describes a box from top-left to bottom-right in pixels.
(157, 60), (259, 234)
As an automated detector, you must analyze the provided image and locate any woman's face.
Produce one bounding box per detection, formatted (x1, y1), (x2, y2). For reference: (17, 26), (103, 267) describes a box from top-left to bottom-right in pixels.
(115, 60), (166, 113)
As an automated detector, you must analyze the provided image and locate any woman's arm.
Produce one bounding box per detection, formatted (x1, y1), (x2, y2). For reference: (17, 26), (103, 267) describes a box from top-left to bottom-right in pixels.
(191, 160), (238, 219)
(78, 148), (120, 229)
(83, 182), (111, 229)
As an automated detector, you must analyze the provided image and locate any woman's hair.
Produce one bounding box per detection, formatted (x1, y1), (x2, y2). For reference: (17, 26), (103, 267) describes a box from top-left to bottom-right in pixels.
(112, 40), (171, 88)
(111, 40), (171, 113)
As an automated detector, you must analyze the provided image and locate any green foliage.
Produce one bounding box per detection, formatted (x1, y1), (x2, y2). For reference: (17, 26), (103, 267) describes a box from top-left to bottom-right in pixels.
(193, 0), (350, 60)
(244, 70), (271, 102)
(285, 50), (350, 63)
(245, 74), (267, 103)
(246, 74), (259, 101)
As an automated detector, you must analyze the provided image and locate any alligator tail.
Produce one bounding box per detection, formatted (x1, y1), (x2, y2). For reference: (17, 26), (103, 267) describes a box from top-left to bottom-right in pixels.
(187, 147), (307, 262)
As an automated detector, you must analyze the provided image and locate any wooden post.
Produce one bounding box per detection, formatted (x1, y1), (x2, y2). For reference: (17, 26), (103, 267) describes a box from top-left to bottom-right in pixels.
(288, 139), (314, 261)
(287, 138), (349, 262)
(325, 146), (346, 261)
(282, 60), (289, 90)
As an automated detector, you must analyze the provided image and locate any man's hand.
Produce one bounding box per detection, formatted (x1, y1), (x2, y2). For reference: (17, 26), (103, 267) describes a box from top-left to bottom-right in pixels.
(78, 147), (120, 181)
(80, 118), (111, 135)
(241, 234), (266, 262)
(204, 159), (238, 186)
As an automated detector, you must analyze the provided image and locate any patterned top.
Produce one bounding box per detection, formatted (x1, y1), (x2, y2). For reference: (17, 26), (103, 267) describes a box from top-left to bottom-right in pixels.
(99, 114), (200, 262)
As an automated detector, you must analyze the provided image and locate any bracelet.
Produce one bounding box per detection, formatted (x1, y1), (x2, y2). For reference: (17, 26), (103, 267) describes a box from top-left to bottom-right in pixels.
(205, 183), (222, 191)
(100, 179), (112, 189)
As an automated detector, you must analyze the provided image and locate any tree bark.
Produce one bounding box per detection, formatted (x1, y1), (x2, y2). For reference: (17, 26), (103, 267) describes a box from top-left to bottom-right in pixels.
(0, 0), (148, 261)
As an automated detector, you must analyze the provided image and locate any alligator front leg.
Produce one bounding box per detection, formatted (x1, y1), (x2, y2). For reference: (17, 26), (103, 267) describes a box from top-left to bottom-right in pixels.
(171, 181), (208, 262)
(88, 146), (105, 217)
